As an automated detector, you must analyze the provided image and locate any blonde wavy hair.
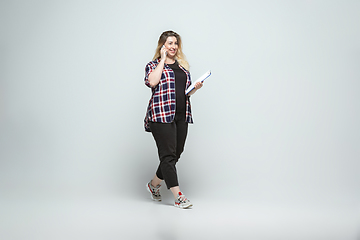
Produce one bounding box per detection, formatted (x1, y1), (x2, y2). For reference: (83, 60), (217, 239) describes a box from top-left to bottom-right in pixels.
(152, 30), (189, 71)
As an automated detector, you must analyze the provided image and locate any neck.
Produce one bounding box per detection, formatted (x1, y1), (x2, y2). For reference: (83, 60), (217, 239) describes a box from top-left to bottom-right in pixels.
(165, 57), (176, 64)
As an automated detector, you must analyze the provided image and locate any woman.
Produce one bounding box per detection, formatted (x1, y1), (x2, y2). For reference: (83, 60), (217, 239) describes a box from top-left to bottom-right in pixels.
(144, 30), (203, 209)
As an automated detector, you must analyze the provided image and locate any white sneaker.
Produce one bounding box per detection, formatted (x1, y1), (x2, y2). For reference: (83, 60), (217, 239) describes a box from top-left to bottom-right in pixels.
(146, 180), (161, 201)
(174, 192), (193, 209)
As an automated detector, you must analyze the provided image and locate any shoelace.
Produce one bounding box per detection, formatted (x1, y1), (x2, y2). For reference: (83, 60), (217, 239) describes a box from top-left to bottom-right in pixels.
(154, 188), (160, 196)
(178, 195), (188, 203)
(152, 185), (160, 196)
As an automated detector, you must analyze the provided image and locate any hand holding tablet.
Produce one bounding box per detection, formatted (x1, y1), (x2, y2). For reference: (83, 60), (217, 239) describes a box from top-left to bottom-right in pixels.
(185, 70), (211, 95)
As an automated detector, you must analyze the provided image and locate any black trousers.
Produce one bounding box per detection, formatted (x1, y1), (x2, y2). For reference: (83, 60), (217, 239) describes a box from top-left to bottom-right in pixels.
(149, 113), (188, 189)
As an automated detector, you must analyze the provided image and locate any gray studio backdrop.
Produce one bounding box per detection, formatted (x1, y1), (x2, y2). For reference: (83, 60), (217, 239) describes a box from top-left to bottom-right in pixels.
(1, 0), (359, 210)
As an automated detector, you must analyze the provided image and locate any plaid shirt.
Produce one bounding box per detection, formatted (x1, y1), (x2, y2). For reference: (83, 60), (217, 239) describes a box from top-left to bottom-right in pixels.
(144, 58), (193, 132)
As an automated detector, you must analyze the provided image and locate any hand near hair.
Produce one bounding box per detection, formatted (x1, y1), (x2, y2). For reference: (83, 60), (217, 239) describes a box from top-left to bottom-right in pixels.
(148, 46), (167, 87)
(160, 45), (167, 62)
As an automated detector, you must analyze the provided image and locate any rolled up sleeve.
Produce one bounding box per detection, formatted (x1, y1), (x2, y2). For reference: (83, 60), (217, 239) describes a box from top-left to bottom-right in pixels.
(144, 62), (157, 88)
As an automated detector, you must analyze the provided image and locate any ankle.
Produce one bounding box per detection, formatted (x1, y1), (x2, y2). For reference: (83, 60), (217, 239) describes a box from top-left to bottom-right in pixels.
(150, 180), (160, 188)
(170, 186), (181, 199)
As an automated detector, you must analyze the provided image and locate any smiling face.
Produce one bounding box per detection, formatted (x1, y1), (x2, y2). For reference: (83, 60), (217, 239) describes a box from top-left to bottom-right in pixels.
(163, 36), (178, 58)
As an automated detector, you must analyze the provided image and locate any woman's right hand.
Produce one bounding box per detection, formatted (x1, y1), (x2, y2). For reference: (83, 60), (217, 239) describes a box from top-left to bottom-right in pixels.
(148, 47), (167, 87)
(160, 45), (167, 61)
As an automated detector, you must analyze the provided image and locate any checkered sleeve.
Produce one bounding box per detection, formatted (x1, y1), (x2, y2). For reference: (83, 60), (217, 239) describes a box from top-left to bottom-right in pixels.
(182, 68), (194, 124)
(144, 61), (157, 88)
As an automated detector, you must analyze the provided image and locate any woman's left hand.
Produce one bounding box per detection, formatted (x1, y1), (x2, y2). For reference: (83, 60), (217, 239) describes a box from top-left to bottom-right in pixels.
(187, 81), (203, 96)
(194, 82), (203, 90)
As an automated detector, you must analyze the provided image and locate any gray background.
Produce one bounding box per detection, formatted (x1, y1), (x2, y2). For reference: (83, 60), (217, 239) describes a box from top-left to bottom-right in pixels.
(1, 0), (359, 239)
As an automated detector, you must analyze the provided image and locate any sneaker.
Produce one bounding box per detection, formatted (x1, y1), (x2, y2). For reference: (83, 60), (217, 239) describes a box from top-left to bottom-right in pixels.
(174, 192), (193, 209)
(146, 180), (161, 201)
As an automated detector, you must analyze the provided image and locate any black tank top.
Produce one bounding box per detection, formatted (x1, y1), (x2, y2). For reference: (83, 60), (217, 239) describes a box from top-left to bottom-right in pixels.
(167, 61), (187, 114)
